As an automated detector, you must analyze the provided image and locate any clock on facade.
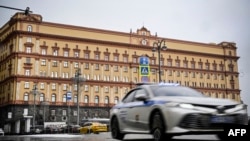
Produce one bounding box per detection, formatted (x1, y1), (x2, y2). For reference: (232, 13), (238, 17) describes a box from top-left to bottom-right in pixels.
(141, 39), (147, 45)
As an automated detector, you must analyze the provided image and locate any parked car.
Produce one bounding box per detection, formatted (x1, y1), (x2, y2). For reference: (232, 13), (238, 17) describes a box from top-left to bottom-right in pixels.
(60, 124), (81, 133)
(79, 122), (108, 134)
(0, 128), (4, 136)
(30, 126), (43, 134)
(110, 83), (248, 141)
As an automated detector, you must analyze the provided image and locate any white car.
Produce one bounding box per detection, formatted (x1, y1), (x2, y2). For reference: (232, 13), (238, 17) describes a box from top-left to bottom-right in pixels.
(0, 128), (4, 136)
(110, 83), (248, 141)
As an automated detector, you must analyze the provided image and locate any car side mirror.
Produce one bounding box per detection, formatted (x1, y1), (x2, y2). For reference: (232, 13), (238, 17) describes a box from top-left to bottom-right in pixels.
(135, 93), (148, 101)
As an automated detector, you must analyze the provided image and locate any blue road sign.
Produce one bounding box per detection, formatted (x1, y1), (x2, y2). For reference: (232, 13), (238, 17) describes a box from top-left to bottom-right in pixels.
(66, 91), (71, 100)
(139, 56), (149, 65)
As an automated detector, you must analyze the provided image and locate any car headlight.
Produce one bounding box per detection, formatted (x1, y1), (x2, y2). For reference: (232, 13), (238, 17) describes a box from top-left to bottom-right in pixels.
(166, 102), (194, 109)
(179, 103), (194, 109)
(225, 104), (247, 113)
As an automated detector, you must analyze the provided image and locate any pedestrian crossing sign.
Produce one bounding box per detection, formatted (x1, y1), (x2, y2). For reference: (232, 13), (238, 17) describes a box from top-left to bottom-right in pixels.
(139, 66), (150, 76)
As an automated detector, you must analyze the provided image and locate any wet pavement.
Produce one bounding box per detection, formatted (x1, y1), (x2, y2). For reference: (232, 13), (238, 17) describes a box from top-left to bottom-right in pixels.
(0, 132), (220, 141)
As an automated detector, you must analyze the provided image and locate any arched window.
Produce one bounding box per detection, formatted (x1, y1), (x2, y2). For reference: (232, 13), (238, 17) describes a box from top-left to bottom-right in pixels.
(84, 95), (89, 103)
(74, 95), (77, 103)
(63, 94), (66, 102)
(95, 96), (99, 104)
(114, 96), (119, 104)
(27, 25), (32, 32)
(24, 93), (29, 101)
(51, 94), (56, 102)
(105, 96), (109, 104)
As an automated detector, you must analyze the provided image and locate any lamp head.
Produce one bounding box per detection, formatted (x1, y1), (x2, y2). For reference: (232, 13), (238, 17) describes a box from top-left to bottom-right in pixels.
(152, 47), (157, 52)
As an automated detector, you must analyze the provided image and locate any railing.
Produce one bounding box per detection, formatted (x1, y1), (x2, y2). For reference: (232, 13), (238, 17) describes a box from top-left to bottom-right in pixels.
(0, 100), (115, 107)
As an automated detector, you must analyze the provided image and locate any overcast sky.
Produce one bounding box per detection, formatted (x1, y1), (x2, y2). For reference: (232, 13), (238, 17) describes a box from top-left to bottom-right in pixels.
(1, 0), (250, 114)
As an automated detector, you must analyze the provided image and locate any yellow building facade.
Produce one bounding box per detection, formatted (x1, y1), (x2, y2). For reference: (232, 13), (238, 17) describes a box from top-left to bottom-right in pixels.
(0, 13), (241, 133)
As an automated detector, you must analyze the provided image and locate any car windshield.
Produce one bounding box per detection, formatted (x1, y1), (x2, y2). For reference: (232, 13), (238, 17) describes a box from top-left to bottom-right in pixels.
(150, 86), (205, 97)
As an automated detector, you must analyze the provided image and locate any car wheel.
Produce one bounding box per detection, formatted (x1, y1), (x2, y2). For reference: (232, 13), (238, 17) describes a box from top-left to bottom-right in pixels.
(111, 117), (125, 140)
(152, 111), (171, 141)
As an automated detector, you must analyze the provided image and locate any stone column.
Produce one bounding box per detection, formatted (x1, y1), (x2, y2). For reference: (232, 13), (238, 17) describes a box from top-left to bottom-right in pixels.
(15, 120), (20, 134)
(25, 118), (31, 133)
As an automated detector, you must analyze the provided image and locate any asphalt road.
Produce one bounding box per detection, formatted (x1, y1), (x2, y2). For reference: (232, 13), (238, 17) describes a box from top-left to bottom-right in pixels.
(0, 132), (220, 141)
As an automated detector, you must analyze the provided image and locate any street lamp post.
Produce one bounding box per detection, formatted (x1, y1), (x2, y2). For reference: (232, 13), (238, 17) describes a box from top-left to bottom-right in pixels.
(152, 39), (167, 82)
(31, 84), (38, 128)
(72, 68), (86, 125)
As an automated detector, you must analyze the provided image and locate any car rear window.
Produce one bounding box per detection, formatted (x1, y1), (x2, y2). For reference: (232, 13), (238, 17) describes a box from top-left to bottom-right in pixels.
(151, 86), (205, 97)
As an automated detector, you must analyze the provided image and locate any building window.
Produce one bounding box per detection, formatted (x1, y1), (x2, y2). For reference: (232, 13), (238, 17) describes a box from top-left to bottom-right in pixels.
(24, 82), (29, 88)
(51, 110), (56, 116)
(104, 64), (109, 71)
(41, 49), (47, 55)
(84, 95), (89, 103)
(52, 61), (58, 67)
(64, 51), (69, 57)
(114, 56), (119, 61)
(26, 47), (32, 53)
(114, 65), (118, 72)
(123, 57), (128, 63)
(192, 72), (195, 78)
(183, 62), (188, 68)
(114, 87), (118, 93)
(105, 87), (109, 93)
(104, 55), (109, 61)
(95, 64), (99, 70)
(84, 63), (89, 69)
(25, 70), (31, 76)
(95, 96), (99, 104)
(63, 61), (68, 67)
(40, 94), (44, 101)
(206, 63), (210, 70)
(184, 71), (188, 77)
(84, 53), (89, 59)
(133, 67), (137, 73)
(105, 96), (109, 104)
(62, 110), (67, 116)
(200, 73), (203, 78)
(24, 93), (29, 101)
(51, 94), (56, 102)
(114, 97), (119, 104)
(123, 66), (128, 72)
(167, 60), (172, 67)
(95, 86), (99, 92)
(74, 52), (79, 57)
(177, 71), (180, 77)
(73, 111), (77, 116)
(63, 84), (67, 90)
(198, 63), (203, 69)
(63, 94), (66, 102)
(95, 54), (100, 60)
(53, 50), (58, 56)
(84, 85), (89, 91)
(176, 62), (180, 67)
(74, 95), (77, 103)
(52, 83), (56, 90)
(133, 58), (137, 63)
(40, 83), (45, 89)
(27, 25), (32, 32)
(74, 62), (79, 68)
(168, 70), (172, 76)
(41, 59), (46, 66)
(151, 59), (155, 65)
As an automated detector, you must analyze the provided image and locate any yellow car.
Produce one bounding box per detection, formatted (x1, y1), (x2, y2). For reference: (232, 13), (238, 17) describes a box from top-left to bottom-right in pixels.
(79, 122), (108, 134)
